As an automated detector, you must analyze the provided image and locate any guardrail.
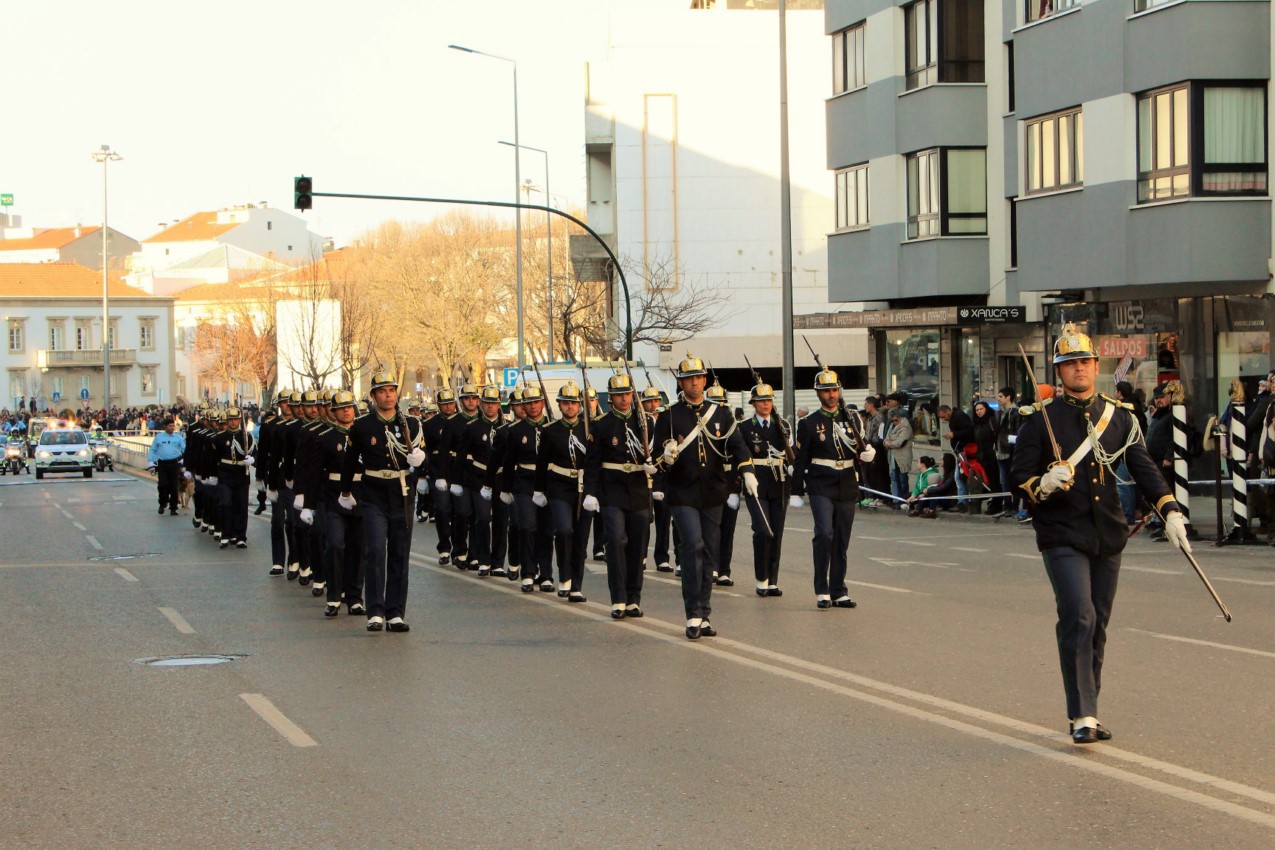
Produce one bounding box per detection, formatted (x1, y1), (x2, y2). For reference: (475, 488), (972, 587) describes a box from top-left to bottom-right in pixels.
(110, 434), (152, 469)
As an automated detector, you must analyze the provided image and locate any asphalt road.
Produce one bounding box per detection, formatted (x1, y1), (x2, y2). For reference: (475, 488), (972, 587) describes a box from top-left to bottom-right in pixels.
(2, 471), (1274, 849)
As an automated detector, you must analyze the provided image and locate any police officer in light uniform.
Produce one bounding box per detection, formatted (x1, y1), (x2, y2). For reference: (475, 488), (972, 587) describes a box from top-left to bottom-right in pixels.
(339, 372), (426, 633)
(1011, 324), (1189, 744)
(462, 385), (504, 576)
(304, 390), (365, 617)
(585, 373), (655, 618)
(790, 368), (876, 609)
(534, 381), (594, 602)
(499, 385), (555, 592)
(653, 354), (756, 640)
(424, 388), (457, 564)
(147, 416), (185, 516)
(212, 406), (255, 549)
(737, 379), (792, 597)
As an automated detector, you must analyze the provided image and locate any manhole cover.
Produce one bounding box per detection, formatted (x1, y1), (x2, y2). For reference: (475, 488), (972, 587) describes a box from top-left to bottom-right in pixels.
(89, 553), (159, 562)
(134, 654), (246, 667)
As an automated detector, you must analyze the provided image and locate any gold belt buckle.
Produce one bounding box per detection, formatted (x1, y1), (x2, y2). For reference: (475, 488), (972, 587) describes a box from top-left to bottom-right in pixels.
(835, 460), (845, 469)
(623, 463), (632, 472)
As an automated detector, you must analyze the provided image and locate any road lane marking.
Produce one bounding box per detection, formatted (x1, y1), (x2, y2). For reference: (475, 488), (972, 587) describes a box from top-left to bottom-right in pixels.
(411, 552), (1275, 823)
(1211, 576), (1275, 587)
(84, 535), (103, 550)
(847, 579), (914, 594)
(239, 694), (317, 748)
(158, 607), (195, 634)
(1124, 566), (1183, 576)
(1127, 629), (1275, 660)
(952, 547), (986, 552)
(1007, 553), (1036, 560)
(114, 568), (138, 582)
(72, 522), (86, 531)
(895, 539), (936, 547)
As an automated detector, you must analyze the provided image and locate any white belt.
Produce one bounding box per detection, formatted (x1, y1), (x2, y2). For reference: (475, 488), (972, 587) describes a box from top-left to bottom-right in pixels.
(518, 463), (536, 472)
(471, 460), (487, 471)
(364, 468), (407, 480)
(810, 457), (855, 470)
(329, 472), (362, 481)
(602, 462), (644, 473)
(219, 458), (249, 466)
(752, 457), (780, 467)
(549, 463), (581, 478)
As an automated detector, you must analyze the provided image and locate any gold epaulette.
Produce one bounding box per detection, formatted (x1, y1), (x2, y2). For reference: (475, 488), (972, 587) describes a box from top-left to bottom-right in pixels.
(1100, 393), (1134, 410)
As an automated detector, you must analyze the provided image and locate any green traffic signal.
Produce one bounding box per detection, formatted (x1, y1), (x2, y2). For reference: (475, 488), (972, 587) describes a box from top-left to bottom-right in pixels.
(294, 175), (313, 211)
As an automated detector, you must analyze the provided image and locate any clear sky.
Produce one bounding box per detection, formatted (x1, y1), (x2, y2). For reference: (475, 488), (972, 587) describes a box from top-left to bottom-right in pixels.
(1, 0), (683, 249)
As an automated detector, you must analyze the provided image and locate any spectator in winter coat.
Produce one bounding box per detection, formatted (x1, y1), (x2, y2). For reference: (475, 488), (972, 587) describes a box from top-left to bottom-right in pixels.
(883, 407), (914, 506)
(938, 404), (975, 505)
(971, 400), (1001, 498)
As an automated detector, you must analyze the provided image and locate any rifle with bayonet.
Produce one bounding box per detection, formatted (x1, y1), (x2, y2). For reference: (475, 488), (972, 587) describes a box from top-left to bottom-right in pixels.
(743, 353), (795, 465)
(576, 363), (592, 520)
(802, 335), (866, 452)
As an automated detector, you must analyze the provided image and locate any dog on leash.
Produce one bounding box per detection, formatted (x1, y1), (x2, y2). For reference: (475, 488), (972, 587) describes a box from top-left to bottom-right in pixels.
(177, 473), (195, 513)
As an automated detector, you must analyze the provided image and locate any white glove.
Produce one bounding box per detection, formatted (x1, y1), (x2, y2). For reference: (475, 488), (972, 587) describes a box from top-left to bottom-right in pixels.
(786, 464), (795, 476)
(582, 495), (599, 513)
(643, 462), (657, 476)
(789, 495), (804, 509)
(1164, 511), (1192, 554)
(742, 471), (759, 499)
(293, 494), (305, 511)
(450, 483), (463, 497)
(406, 448), (426, 468)
(285, 479), (294, 489)
(435, 478), (448, 491)
(299, 508), (314, 526)
(532, 491), (548, 508)
(858, 444), (877, 463)
(183, 471), (192, 480)
(652, 491), (665, 501)
(1039, 463), (1074, 497)
(338, 494), (357, 511)
(208, 476), (218, 486)
(661, 441), (679, 466)
(242, 456), (255, 468)
(726, 493), (740, 510)
(480, 486), (492, 501)
(1007, 434), (1017, 445)
(267, 488), (278, 503)
(417, 479), (429, 495)
(499, 492), (513, 505)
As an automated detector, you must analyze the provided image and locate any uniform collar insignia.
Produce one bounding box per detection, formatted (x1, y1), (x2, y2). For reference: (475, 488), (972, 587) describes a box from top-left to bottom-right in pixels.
(1063, 392), (1097, 409)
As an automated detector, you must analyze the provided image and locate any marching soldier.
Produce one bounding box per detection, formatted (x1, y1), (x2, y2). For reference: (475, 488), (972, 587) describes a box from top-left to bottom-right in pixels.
(534, 381), (594, 601)
(275, 391), (305, 579)
(211, 406), (255, 549)
(294, 391), (335, 598)
(737, 379), (792, 597)
(790, 368), (876, 609)
(487, 389), (524, 581)
(653, 353), (756, 640)
(1010, 324), (1189, 744)
(441, 384), (481, 568)
(303, 390), (365, 617)
(200, 409), (227, 541)
(461, 386), (504, 576)
(423, 388), (456, 564)
(706, 382), (739, 587)
(339, 372), (426, 633)
(584, 373), (655, 619)
(256, 390), (293, 577)
(585, 386), (607, 562)
(287, 390), (323, 587)
(641, 386), (674, 573)
(416, 398), (439, 523)
(499, 385), (555, 593)
(183, 408), (212, 533)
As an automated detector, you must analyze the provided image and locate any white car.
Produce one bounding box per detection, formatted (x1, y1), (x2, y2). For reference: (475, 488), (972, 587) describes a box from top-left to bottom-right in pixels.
(34, 427), (94, 479)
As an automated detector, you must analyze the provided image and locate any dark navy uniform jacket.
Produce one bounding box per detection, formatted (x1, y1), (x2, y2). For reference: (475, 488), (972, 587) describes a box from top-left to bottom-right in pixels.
(584, 410), (654, 512)
(339, 411), (425, 498)
(791, 406), (864, 502)
(498, 415), (549, 496)
(737, 415), (792, 500)
(652, 399), (751, 509)
(535, 417), (591, 504)
(1010, 393), (1177, 557)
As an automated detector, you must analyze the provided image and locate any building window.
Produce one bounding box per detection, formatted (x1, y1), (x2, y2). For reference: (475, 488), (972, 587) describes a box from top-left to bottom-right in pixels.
(1026, 0), (1079, 25)
(835, 164), (870, 230)
(9, 374), (22, 401)
(75, 322), (91, 351)
(1137, 82), (1267, 203)
(79, 376), (90, 394)
(139, 320), (155, 351)
(1133, 0), (1174, 11)
(141, 367), (157, 395)
(905, 0), (984, 91)
(907, 148), (987, 239)
(7, 322), (24, 353)
(49, 324), (64, 351)
(267, 221), (273, 231)
(107, 322), (117, 350)
(51, 376), (64, 398)
(833, 23), (866, 95)
(1025, 107), (1083, 194)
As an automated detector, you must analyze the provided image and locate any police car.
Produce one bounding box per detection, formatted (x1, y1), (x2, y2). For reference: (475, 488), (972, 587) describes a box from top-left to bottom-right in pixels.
(33, 424), (94, 479)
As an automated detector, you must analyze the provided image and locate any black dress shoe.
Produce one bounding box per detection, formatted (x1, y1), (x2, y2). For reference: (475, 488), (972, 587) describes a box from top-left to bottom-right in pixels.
(298, 573), (311, 587)
(286, 568), (299, 581)
(816, 599), (832, 610)
(235, 540), (247, 549)
(715, 576), (734, 587)
(347, 602), (366, 615)
(158, 506), (165, 515)
(438, 554), (451, 566)
(366, 617), (384, 632)
(1070, 722), (1112, 742)
(685, 624), (701, 640)
(699, 621), (717, 637)
(833, 597), (858, 609)
(311, 585), (325, 597)
(756, 586), (769, 597)
(268, 565), (284, 576)
(324, 604), (340, 618)
(568, 592), (586, 603)
(611, 608), (625, 620)
(1072, 726), (1098, 744)
(656, 563), (673, 572)
(625, 605), (643, 618)
(539, 580), (554, 592)
(593, 550), (606, 561)
(170, 508), (178, 516)
(767, 587), (783, 597)
(386, 618), (410, 633)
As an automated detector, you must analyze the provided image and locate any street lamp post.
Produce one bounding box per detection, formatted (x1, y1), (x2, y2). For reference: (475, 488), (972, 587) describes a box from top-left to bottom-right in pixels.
(450, 44), (525, 371)
(499, 141), (552, 360)
(91, 145), (122, 409)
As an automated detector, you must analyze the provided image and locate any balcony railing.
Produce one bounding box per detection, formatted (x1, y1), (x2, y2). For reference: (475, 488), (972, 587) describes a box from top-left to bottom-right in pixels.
(40, 348), (137, 368)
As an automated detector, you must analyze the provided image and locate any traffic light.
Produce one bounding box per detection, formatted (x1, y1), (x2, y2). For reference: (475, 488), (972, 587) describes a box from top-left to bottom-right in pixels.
(294, 175), (313, 211)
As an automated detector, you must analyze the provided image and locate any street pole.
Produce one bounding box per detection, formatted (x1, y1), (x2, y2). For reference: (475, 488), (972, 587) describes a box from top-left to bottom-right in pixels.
(449, 44), (524, 371)
(91, 145), (122, 410)
(500, 141), (552, 360)
(778, 1), (796, 422)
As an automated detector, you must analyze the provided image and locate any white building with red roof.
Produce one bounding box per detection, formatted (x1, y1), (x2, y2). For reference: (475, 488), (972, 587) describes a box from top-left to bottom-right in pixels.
(0, 225), (140, 270)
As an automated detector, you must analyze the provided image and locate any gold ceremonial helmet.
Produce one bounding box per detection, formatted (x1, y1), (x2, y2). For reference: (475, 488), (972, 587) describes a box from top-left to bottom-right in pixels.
(356, 400), (369, 414)
(459, 383), (480, 398)
(276, 389), (290, 404)
(521, 385), (545, 403)
(676, 352), (707, 378)
(557, 381), (583, 403)
(509, 387), (525, 404)
(405, 397), (422, 411)
(607, 374), (634, 395)
(706, 383), (727, 403)
(369, 371), (398, 391)
(435, 388), (456, 404)
(302, 390), (321, 405)
(814, 369), (841, 390)
(224, 407), (242, 420)
(209, 409), (225, 422)
(289, 390), (303, 404)
(319, 389), (333, 405)
(480, 386), (502, 403)
(585, 386), (598, 400)
(330, 390), (357, 410)
(750, 382), (775, 403)
(1053, 322), (1098, 364)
